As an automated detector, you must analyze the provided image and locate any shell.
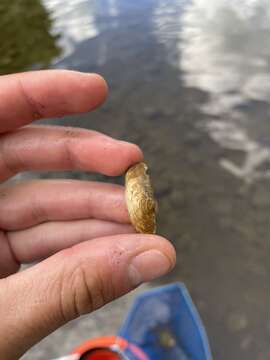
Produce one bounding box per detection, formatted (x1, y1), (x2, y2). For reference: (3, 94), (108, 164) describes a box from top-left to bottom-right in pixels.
(125, 162), (157, 234)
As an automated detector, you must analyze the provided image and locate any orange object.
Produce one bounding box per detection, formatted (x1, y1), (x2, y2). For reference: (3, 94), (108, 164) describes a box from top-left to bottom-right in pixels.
(72, 336), (128, 360)
(79, 349), (121, 360)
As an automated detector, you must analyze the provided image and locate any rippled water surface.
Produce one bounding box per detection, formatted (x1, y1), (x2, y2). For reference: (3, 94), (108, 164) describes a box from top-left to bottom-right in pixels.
(2, 1), (270, 359)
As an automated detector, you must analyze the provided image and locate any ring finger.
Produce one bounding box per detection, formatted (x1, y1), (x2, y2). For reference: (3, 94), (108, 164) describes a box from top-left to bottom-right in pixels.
(7, 219), (135, 264)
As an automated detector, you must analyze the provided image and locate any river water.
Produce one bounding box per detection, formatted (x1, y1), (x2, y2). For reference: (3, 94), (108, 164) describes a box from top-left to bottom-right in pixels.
(2, 1), (270, 359)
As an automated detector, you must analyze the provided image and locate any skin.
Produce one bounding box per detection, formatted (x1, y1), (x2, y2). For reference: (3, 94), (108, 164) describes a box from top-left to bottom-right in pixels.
(0, 70), (176, 359)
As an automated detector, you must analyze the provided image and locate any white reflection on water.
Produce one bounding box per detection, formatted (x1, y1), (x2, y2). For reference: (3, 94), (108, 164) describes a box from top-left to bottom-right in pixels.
(154, 0), (270, 182)
(43, 0), (120, 61)
(205, 121), (270, 181)
(180, 0), (270, 182)
(181, 0), (270, 104)
(153, 0), (184, 67)
(43, 0), (99, 57)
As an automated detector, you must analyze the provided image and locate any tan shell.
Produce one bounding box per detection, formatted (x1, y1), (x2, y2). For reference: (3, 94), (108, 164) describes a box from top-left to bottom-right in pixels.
(125, 162), (157, 234)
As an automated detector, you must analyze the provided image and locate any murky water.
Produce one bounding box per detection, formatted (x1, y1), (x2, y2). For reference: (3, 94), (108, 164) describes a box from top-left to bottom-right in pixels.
(2, 1), (270, 359)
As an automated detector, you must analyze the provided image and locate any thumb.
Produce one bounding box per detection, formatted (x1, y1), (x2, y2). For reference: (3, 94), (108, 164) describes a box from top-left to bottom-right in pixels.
(0, 234), (175, 359)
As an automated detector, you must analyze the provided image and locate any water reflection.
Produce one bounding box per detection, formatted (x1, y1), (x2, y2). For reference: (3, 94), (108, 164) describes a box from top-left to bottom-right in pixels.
(43, 0), (121, 60)
(0, 0), (60, 74)
(179, 0), (270, 182)
(43, 0), (100, 58)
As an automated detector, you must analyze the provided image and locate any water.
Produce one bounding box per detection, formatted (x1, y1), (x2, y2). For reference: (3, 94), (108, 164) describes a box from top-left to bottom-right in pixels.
(2, 1), (270, 359)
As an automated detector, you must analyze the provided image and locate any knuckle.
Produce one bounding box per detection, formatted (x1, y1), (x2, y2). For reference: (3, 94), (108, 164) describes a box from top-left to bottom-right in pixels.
(0, 231), (20, 277)
(62, 129), (81, 167)
(17, 77), (45, 119)
(30, 197), (47, 224)
(56, 243), (125, 322)
(0, 137), (18, 177)
(59, 259), (106, 320)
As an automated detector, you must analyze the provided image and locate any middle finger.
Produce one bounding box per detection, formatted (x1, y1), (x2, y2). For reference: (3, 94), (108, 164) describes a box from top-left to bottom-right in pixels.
(0, 180), (130, 230)
(0, 125), (143, 181)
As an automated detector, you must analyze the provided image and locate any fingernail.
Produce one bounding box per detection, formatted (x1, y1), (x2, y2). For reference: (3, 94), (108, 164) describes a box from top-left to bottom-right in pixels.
(129, 250), (172, 287)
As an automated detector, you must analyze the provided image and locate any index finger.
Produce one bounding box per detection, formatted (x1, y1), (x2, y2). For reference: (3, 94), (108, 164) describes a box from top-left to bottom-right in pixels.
(0, 70), (108, 133)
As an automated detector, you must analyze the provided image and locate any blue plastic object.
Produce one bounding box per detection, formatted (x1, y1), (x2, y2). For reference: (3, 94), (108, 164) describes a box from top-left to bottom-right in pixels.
(118, 283), (212, 360)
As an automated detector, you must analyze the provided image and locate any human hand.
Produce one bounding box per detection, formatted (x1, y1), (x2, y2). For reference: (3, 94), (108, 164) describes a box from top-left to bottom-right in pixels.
(0, 70), (176, 359)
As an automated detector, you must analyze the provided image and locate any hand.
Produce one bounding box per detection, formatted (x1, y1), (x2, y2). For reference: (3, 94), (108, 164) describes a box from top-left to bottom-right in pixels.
(0, 70), (176, 359)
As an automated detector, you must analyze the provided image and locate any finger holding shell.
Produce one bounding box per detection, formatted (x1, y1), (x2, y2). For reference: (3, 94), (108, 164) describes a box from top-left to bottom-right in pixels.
(125, 162), (157, 234)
